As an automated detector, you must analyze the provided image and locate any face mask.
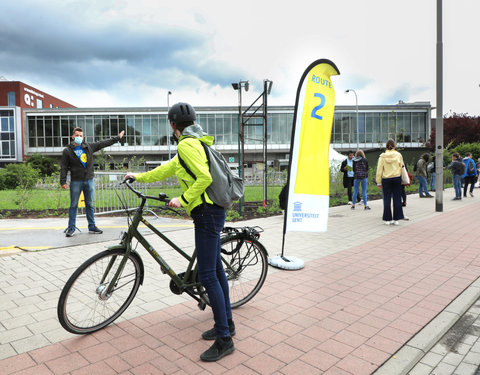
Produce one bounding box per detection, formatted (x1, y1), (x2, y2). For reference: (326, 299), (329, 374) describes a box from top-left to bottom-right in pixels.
(74, 136), (83, 145)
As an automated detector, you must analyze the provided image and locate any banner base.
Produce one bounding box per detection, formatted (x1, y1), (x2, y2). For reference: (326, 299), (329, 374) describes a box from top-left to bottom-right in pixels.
(268, 255), (304, 270)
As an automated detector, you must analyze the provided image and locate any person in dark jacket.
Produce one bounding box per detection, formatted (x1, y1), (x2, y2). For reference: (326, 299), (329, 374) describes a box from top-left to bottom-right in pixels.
(351, 150), (370, 210)
(60, 127), (124, 237)
(449, 153), (465, 200)
(340, 151), (359, 205)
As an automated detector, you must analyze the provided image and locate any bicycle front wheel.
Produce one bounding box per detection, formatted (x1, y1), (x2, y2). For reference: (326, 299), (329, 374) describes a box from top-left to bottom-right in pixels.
(57, 249), (142, 334)
(221, 234), (268, 308)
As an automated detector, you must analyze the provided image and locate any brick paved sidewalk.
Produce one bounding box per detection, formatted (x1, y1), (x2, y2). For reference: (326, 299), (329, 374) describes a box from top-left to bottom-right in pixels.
(2, 195), (480, 374)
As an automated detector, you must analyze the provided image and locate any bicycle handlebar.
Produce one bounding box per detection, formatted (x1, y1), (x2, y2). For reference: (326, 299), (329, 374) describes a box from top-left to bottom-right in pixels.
(122, 178), (170, 204)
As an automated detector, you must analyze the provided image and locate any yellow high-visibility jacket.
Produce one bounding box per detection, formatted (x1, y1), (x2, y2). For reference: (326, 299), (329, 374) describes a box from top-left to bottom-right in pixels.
(135, 131), (214, 215)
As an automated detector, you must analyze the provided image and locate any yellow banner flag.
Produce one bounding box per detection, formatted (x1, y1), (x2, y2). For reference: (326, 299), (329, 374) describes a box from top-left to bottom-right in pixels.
(285, 59), (340, 233)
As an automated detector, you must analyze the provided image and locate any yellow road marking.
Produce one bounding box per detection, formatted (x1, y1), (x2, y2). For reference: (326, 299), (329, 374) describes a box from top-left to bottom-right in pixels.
(0, 245), (52, 251)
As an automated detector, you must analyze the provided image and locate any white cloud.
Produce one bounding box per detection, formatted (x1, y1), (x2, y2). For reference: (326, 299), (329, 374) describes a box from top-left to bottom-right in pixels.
(1, 0), (479, 115)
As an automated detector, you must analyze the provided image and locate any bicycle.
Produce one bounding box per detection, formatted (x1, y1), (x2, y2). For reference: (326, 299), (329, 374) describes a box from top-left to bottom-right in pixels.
(57, 178), (269, 334)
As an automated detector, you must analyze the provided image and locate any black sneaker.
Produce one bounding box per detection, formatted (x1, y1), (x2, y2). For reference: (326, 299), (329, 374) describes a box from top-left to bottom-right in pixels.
(202, 321), (236, 340)
(200, 336), (234, 362)
(89, 227), (103, 234)
(364, 206), (371, 210)
(65, 228), (75, 237)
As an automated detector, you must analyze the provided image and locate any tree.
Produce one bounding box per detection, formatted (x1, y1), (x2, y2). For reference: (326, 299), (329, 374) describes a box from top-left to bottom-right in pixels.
(427, 113), (480, 150)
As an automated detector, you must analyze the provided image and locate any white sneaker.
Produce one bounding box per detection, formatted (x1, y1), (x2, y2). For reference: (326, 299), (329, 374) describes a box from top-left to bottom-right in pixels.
(393, 221), (400, 225)
(403, 216), (410, 221)
(348, 201), (353, 205)
(384, 221), (391, 225)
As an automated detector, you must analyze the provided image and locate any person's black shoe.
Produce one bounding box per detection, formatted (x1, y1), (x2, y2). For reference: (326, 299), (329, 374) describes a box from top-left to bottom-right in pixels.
(89, 227), (103, 234)
(202, 321), (236, 340)
(65, 228), (75, 237)
(200, 336), (234, 362)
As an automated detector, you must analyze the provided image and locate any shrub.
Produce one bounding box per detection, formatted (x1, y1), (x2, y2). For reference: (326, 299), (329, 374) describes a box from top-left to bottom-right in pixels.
(26, 154), (59, 177)
(0, 163), (40, 190)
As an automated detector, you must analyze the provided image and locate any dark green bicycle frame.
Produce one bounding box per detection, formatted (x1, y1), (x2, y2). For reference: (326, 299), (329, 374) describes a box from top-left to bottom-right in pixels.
(102, 197), (202, 297)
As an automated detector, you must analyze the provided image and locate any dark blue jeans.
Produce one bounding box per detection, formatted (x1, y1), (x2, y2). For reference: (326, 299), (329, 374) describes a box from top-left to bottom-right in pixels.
(191, 204), (232, 338)
(381, 176), (404, 221)
(68, 179), (96, 230)
(416, 176), (429, 196)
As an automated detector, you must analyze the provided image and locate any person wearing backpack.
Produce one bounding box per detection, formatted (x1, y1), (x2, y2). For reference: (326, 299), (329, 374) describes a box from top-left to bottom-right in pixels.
(124, 102), (235, 362)
(462, 152), (477, 197)
(449, 153), (465, 200)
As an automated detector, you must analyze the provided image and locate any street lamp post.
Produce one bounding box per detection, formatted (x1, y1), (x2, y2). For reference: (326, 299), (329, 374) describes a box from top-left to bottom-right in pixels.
(345, 89), (359, 150)
(231, 81), (249, 214)
(167, 91), (172, 160)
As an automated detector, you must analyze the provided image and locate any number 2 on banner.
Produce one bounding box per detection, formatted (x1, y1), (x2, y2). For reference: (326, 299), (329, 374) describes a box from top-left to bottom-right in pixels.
(311, 93), (326, 120)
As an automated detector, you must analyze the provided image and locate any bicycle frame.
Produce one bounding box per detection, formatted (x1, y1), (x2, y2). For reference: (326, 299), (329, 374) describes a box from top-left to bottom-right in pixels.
(103, 186), (204, 304)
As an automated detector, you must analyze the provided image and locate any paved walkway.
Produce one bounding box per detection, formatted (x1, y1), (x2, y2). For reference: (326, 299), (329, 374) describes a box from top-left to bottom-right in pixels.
(1, 188), (480, 374)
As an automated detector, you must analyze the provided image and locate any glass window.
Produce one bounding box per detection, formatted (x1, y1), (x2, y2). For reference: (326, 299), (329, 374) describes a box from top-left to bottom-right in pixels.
(36, 117), (44, 137)
(1, 117), (8, 131)
(61, 116), (70, 137)
(94, 116), (102, 141)
(45, 116), (53, 137)
(7, 92), (16, 106)
(85, 117), (94, 139)
(36, 98), (43, 108)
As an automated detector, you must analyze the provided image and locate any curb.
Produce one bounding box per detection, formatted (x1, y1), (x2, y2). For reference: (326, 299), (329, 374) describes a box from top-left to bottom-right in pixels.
(374, 276), (480, 375)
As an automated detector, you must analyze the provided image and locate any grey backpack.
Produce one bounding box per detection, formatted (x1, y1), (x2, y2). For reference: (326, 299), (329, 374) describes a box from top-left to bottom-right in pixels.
(177, 138), (244, 209)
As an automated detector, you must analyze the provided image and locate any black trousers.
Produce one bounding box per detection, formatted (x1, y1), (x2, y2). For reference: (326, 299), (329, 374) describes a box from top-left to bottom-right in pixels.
(463, 176), (475, 196)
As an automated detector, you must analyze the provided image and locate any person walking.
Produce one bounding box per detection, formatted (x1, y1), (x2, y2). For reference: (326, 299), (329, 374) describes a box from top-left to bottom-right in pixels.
(429, 155), (436, 192)
(376, 139), (405, 225)
(351, 150), (370, 210)
(124, 102), (235, 362)
(415, 153), (433, 198)
(449, 153), (465, 200)
(341, 151), (357, 205)
(60, 127), (124, 237)
(462, 152), (477, 197)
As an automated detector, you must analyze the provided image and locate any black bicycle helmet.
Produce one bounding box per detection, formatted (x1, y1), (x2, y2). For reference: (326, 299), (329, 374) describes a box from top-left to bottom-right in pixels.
(168, 102), (196, 124)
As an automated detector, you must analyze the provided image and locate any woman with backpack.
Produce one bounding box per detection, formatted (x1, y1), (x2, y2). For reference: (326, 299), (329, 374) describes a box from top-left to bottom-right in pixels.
(462, 153), (477, 197)
(124, 103), (235, 362)
(351, 150), (371, 210)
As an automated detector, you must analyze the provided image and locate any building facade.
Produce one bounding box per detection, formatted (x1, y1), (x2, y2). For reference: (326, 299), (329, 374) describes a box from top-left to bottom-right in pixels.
(0, 80), (75, 163)
(23, 102), (431, 170)
(1, 79), (432, 170)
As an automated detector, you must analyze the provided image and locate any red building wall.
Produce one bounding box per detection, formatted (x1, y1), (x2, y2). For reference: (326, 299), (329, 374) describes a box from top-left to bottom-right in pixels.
(0, 81), (75, 109)
(0, 81), (76, 160)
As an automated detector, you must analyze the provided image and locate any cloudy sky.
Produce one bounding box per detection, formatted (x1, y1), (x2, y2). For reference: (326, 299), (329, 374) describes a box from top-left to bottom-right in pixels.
(1, 0), (478, 115)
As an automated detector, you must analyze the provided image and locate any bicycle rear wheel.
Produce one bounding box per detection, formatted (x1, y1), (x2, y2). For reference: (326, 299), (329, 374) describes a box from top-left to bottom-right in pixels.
(57, 249), (142, 334)
(221, 234), (268, 308)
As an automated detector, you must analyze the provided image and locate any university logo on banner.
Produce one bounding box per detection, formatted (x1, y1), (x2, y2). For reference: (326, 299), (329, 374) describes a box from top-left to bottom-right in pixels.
(285, 59), (340, 233)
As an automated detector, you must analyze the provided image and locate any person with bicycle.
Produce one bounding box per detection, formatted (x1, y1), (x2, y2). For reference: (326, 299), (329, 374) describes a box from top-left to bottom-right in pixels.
(124, 102), (235, 362)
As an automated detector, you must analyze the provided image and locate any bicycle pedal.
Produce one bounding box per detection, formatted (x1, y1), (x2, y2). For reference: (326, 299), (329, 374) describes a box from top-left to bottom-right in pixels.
(197, 301), (206, 311)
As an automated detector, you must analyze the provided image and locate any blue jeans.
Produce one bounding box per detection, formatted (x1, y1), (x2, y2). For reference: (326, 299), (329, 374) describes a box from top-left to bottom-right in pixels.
(416, 176), (429, 196)
(191, 204), (232, 338)
(453, 174), (462, 198)
(352, 178), (368, 205)
(430, 172), (436, 191)
(68, 179), (96, 230)
(381, 176), (404, 221)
